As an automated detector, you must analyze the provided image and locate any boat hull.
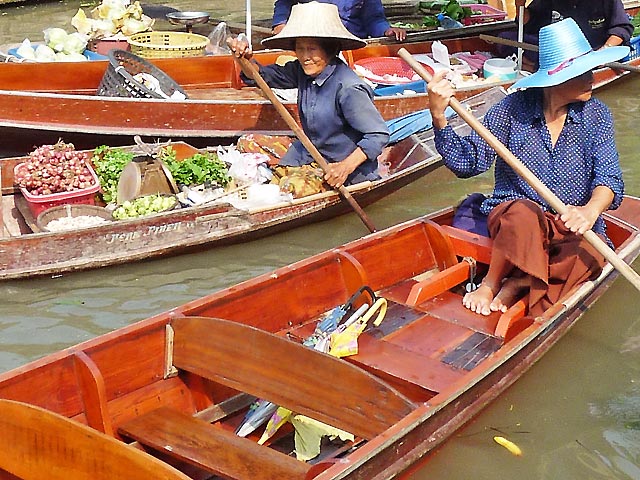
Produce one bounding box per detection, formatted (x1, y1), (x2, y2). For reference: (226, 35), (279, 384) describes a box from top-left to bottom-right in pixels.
(0, 195), (638, 479)
(0, 87), (506, 281)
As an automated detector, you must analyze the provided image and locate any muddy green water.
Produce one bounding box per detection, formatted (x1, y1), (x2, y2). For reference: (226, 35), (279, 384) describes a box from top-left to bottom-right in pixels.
(0, 2), (639, 478)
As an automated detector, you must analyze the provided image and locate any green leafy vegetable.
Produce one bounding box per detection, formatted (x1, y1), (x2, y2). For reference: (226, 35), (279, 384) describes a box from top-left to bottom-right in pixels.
(91, 145), (135, 203)
(92, 145), (231, 204)
(160, 149), (231, 188)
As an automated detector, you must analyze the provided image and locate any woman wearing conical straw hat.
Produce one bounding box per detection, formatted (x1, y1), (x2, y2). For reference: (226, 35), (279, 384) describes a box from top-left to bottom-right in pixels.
(229, 2), (389, 189)
(427, 18), (628, 317)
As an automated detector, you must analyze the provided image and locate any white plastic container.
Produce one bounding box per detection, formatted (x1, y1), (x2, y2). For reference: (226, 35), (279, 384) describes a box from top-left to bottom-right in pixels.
(483, 57), (517, 81)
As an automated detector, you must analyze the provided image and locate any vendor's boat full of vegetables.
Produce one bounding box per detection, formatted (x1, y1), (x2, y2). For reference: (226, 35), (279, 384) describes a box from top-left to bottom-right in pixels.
(0, 86), (505, 281)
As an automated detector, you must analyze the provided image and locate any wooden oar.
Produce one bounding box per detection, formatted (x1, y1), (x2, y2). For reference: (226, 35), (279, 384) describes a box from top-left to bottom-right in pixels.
(234, 56), (377, 233)
(398, 48), (640, 292)
(479, 34), (640, 74)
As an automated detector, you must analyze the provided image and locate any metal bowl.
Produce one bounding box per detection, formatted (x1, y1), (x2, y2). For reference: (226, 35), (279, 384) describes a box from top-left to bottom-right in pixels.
(166, 11), (211, 28)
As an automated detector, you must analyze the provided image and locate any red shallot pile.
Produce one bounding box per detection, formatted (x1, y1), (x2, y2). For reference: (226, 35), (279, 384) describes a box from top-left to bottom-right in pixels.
(15, 141), (96, 196)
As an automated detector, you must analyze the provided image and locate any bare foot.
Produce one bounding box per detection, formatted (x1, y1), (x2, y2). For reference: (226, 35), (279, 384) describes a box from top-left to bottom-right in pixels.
(462, 283), (497, 316)
(490, 277), (528, 313)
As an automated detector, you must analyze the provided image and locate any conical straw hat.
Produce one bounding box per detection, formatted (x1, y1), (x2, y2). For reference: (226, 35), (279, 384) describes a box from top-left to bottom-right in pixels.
(261, 2), (366, 51)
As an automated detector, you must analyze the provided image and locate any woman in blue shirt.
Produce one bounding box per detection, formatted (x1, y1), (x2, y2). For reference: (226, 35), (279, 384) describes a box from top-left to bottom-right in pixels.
(427, 18), (628, 317)
(230, 2), (389, 188)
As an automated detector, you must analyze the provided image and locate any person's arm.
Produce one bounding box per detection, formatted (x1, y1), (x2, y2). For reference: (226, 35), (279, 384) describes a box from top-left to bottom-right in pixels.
(561, 101), (624, 233)
(272, 0), (295, 32)
(324, 83), (388, 187)
(427, 70), (500, 178)
(228, 35), (299, 89)
(560, 186), (614, 234)
(603, 0), (633, 46)
(362, 0), (406, 39)
(323, 147), (368, 187)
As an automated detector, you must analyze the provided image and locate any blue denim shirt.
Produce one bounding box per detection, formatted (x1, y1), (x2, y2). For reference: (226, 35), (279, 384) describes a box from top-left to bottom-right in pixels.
(272, 0), (390, 38)
(434, 89), (624, 237)
(247, 58), (389, 184)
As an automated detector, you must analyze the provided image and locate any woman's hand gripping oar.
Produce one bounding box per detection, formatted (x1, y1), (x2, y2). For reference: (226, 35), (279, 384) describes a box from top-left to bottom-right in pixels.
(231, 55), (377, 233)
(397, 47), (640, 292)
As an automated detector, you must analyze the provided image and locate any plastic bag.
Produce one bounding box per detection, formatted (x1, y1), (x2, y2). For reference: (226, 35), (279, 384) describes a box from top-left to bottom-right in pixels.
(217, 145), (272, 184)
(206, 22), (231, 55)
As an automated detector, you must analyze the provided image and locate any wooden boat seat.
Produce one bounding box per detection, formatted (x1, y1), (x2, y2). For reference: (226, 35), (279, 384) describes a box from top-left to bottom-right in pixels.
(119, 406), (312, 480)
(0, 399), (191, 480)
(169, 315), (416, 440)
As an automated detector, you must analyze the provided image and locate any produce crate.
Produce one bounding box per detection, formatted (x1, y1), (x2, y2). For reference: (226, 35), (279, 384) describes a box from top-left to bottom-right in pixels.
(462, 4), (507, 25)
(622, 36), (640, 62)
(127, 31), (209, 59)
(16, 163), (101, 218)
(97, 49), (188, 99)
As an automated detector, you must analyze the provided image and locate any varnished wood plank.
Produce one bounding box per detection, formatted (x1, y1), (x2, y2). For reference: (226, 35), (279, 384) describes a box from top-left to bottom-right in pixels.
(338, 224), (439, 292)
(351, 333), (466, 395)
(406, 261), (470, 307)
(0, 400), (190, 480)
(171, 316), (415, 440)
(73, 351), (113, 436)
(119, 407), (310, 480)
(417, 290), (500, 336)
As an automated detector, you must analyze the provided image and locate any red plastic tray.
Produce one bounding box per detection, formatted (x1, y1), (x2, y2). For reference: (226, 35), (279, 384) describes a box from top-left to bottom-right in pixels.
(462, 4), (507, 25)
(16, 163), (101, 218)
(354, 57), (434, 85)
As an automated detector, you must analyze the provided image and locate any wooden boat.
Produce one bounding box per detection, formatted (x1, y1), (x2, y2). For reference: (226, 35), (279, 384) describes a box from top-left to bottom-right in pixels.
(1, 184), (639, 479)
(0, 86), (504, 281)
(2, 27), (636, 156)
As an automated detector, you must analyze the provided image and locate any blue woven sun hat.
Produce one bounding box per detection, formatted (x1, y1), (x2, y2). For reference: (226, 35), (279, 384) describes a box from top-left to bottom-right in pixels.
(511, 18), (629, 89)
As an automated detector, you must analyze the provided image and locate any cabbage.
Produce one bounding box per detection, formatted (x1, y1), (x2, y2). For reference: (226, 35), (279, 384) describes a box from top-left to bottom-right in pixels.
(16, 38), (36, 60)
(55, 51), (87, 62)
(71, 9), (93, 36)
(63, 32), (88, 54)
(66, 52), (89, 62)
(95, 0), (128, 21)
(34, 44), (56, 62)
(71, 0), (153, 40)
(44, 27), (68, 52)
(121, 17), (152, 36)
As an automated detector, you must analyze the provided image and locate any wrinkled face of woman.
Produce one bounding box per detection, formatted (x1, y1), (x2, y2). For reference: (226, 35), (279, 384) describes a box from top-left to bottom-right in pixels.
(295, 38), (331, 77)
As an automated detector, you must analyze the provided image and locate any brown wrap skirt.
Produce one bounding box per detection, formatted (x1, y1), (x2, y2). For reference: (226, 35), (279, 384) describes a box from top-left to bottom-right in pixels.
(487, 199), (607, 317)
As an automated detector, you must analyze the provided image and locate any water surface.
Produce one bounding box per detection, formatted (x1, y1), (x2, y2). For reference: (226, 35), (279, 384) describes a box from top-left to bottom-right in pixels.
(0, 3), (639, 478)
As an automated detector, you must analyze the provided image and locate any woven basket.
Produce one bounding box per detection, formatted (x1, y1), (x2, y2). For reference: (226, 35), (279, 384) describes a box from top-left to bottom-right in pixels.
(97, 49), (188, 99)
(36, 204), (113, 232)
(127, 31), (209, 59)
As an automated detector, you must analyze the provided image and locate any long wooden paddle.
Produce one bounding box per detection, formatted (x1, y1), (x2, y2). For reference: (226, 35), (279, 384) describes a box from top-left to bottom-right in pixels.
(234, 56), (377, 233)
(398, 48), (640, 292)
(479, 34), (640, 74)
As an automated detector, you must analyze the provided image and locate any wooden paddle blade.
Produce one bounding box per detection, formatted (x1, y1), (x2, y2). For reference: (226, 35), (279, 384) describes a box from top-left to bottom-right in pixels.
(0, 399), (191, 480)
